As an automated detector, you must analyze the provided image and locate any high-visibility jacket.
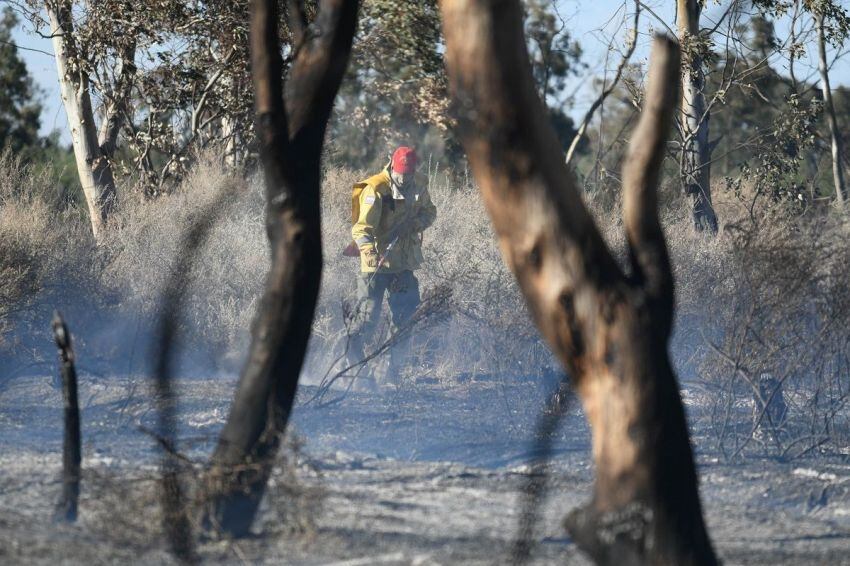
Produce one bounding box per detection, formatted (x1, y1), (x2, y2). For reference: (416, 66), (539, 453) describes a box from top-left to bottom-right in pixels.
(351, 169), (437, 273)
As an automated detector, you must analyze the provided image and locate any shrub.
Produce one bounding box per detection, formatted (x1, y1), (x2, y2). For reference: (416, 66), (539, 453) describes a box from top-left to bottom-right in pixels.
(0, 150), (92, 356)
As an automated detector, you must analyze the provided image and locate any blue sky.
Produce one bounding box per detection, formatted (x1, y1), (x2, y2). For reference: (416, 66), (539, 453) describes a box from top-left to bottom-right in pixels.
(9, 0), (850, 144)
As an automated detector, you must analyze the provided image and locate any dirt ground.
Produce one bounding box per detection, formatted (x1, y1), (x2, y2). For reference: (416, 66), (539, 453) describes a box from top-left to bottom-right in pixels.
(1, 372), (849, 565)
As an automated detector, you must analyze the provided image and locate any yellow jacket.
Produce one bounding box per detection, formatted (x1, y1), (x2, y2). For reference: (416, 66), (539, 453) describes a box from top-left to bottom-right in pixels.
(352, 169), (437, 273)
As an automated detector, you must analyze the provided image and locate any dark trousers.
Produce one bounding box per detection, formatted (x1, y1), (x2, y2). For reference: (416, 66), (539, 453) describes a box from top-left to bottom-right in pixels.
(347, 270), (420, 382)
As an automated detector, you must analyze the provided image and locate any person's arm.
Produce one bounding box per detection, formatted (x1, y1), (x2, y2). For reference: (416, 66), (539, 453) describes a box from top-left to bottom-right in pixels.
(352, 186), (382, 266)
(412, 188), (437, 232)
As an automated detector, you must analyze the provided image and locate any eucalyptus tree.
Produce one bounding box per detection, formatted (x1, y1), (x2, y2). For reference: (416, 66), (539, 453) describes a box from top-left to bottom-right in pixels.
(37, 0), (145, 237)
(751, 0), (850, 205)
(677, 0), (719, 232)
(814, 2), (850, 204)
(330, 0), (583, 167)
(18, 0), (309, 212)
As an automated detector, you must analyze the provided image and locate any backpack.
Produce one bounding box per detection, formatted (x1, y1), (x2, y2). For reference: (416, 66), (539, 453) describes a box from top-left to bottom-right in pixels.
(344, 163), (392, 257)
(350, 180), (370, 224)
(350, 160), (392, 224)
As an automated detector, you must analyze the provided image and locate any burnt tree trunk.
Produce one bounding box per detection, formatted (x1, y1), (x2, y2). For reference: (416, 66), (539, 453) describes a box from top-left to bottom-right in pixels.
(52, 312), (81, 523)
(439, 1), (716, 563)
(203, 0), (359, 537)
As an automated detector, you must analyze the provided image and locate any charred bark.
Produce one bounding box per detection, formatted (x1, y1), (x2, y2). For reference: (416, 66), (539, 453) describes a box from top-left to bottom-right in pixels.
(52, 312), (81, 523)
(439, 1), (716, 563)
(202, 0), (359, 538)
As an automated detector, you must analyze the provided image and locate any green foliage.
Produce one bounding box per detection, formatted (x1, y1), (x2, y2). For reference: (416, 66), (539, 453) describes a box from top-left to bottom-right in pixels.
(329, 0), (583, 169)
(329, 0), (448, 168)
(708, 11), (848, 207)
(523, 0), (582, 153)
(806, 0), (850, 44)
(523, 0), (583, 102)
(733, 95), (821, 212)
(0, 7), (41, 153)
(21, 0), (311, 192)
(753, 0), (850, 46)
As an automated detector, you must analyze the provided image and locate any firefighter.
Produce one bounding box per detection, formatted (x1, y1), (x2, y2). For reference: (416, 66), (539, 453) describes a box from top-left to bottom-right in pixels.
(345, 146), (437, 388)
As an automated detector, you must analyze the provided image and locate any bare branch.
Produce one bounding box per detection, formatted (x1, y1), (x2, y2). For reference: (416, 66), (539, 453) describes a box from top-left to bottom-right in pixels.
(565, 0), (640, 165)
(0, 38), (54, 57)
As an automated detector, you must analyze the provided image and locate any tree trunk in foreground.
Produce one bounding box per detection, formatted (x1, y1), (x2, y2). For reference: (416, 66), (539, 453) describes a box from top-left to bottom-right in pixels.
(676, 0), (718, 232)
(202, 0), (359, 538)
(439, 0), (717, 562)
(52, 312), (81, 523)
(46, 0), (117, 239)
(816, 12), (848, 206)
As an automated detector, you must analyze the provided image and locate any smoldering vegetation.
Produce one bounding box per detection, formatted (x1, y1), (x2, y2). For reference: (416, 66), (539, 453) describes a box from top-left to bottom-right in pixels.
(4, 146), (850, 458)
(2, 148), (850, 562)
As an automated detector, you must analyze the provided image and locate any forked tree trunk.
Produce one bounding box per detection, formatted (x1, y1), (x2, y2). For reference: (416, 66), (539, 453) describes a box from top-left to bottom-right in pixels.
(202, 0), (359, 537)
(46, 1), (117, 239)
(816, 12), (848, 205)
(676, 0), (718, 232)
(439, 1), (717, 563)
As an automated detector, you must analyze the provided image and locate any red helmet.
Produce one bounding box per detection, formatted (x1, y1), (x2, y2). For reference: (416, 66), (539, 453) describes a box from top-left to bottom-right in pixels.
(391, 146), (418, 174)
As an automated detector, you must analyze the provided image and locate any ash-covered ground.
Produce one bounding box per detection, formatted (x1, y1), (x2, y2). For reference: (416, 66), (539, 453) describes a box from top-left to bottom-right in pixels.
(1, 370), (849, 565)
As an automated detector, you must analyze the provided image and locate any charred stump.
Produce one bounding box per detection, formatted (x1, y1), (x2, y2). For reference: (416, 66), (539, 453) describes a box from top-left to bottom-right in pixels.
(52, 311), (81, 523)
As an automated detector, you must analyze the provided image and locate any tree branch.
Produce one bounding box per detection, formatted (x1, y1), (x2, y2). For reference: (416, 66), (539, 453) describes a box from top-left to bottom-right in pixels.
(622, 36), (679, 326)
(565, 0), (640, 165)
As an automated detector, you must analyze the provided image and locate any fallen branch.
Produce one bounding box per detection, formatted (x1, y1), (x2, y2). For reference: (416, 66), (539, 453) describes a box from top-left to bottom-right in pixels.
(306, 285), (453, 406)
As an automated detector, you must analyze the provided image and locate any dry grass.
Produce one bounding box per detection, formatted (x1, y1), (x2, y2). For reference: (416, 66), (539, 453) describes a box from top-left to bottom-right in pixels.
(0, 150), (92, 353)
(2, 150), (850, 460)
(100, 152), (269, 366)
(79, 435), (322, 561)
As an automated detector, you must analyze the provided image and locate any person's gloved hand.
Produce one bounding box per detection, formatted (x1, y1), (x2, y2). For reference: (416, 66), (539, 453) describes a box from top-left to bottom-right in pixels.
(363, 248), (379, 269)
(408, 217), (423, 233)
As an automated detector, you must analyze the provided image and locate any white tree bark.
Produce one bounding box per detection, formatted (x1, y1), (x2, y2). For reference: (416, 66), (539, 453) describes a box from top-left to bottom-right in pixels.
(47, 1), (117, 238)
(677, 0), (718, 232)
(817, 13), (847, 205)
(97, 41), (136, 160)
(221, 115), (240, 167)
